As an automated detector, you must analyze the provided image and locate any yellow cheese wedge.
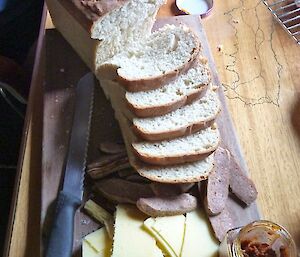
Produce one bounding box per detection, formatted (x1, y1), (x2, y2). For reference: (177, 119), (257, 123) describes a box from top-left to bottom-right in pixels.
(82, 227), (112, 257)
(181, 209), (219, 257)
(111, 204), (160, 257)
(84, 200), (114, 239)
(144, 215), (186, 257)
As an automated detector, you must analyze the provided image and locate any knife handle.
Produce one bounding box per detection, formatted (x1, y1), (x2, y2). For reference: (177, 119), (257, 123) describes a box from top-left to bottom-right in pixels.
(45, 191), (81, 257)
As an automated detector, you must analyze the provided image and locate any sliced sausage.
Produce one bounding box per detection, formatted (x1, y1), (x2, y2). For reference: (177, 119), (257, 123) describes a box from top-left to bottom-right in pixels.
(228, 151), (257, 205)
(207, 206), (235, 242)
(137, 193), (197, 217)
(150, 182), (194, 197)
(206, 147), (230, 215)
(98, 141), (126, 154)
(94, 178), (154, 204)
(87, 153), (130, 179)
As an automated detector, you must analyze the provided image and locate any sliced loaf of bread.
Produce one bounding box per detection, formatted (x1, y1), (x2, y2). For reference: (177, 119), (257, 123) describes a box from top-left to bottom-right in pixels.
(97, 24), (201, 91)
(132, 89), (221, 141)
(97, 87), (215, 183)
(132, 125), (220, 165)
(125, 61), (211, 117)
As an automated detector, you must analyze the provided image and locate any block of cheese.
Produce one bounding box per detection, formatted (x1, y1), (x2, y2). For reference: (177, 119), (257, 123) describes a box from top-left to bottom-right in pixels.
(181, 209), (219, 257)
(144, 215), (186, 257)
(83, 227), (112, 257)
(111, 204), (161, 257)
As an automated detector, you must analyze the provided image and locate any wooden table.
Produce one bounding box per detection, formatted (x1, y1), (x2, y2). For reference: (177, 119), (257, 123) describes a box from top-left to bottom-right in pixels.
(4, 1), (300, 256)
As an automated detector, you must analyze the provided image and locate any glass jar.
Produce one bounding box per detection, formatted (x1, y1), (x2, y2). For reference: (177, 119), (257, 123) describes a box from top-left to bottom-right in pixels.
(219, 220), (297, 257)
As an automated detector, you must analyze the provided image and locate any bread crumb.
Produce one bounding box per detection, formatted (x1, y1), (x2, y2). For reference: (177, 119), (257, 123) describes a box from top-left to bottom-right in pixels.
(199, 56), (208, 64)
(254, 56), (257, 60)
(211, 85), (219, 91)
(233, 19), (239, 24)
(217, 44), (223, 52)
(60, 68), (65, 72)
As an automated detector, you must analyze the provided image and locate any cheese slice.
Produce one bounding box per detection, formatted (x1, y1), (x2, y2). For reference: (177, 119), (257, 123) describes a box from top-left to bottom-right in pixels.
(82, 240), (106, 257)
(111, 204), (160, 257)
(181, 209), (219, 257)
(144, 215), (186, 257)
(83, 227), (112, 257)
(84, 227), (112, 253)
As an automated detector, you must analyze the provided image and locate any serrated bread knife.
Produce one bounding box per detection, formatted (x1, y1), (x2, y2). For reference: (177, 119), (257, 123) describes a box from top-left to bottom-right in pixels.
(46, 73), (94, 257)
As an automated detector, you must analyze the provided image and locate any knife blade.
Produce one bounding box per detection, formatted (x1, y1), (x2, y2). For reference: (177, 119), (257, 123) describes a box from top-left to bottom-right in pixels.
(46, 72), (94, 257)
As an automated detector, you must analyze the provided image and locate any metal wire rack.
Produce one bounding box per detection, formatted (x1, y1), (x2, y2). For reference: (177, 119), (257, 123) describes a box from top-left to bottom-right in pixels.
(263, 0), (300, 44)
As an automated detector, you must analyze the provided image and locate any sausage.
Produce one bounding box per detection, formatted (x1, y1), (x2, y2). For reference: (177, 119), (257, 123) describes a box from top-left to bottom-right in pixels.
(98, 141), (126, 154)
(87, 153), (130, 179)
(206, 147), (230, 215)
(94, 178), (154, 204)
(136, 193), (197, 217)
(228, 151), (257, 205)
(150, 182), (195, 197)
(207, 205), (235, 242)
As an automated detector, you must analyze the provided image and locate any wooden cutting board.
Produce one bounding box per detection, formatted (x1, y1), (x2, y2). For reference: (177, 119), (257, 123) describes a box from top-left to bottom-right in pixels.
(42, 15), (260, 255)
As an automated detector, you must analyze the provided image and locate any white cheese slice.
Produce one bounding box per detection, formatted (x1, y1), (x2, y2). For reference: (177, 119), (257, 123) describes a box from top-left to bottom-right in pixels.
(111, 204), (159, 257)
(84, 227), (112, 253)
(82, 227), (112, 257)
(181, 209), (219, 257)
(144, 215), (186, 257)
(82, 240), (106, 257)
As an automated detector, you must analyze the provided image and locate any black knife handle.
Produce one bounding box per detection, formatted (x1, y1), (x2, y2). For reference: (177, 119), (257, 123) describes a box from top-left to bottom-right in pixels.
(45, 191), (81, 257)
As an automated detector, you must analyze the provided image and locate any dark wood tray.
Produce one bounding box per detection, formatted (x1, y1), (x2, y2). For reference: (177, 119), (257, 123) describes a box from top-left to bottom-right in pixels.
(42, 15), (260, 256)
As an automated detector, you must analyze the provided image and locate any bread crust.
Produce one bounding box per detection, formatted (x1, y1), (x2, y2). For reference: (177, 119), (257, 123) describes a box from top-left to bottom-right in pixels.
(127, 83), (209, 118)
(59, 0), (129, 33)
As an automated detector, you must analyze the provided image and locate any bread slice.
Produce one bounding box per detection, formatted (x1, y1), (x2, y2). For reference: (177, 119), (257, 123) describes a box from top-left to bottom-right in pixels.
(132, 89), (221, 141)
(97, 24), (201, 92)
(125, 61), (211, 117)
(132, 125), (220, 165)
(47, 0), (165, 71)
(134, 154), (214, 183)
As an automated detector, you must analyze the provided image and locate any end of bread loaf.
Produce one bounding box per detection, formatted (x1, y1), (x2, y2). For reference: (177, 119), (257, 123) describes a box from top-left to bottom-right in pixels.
(93, 0), (166, 66)
(47, 0), (166, 71)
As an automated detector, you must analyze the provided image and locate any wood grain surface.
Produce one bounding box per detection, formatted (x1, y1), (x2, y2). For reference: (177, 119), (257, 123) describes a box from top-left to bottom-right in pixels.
(5, 1), (300, 256)
(201, 0), (300, 249)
